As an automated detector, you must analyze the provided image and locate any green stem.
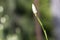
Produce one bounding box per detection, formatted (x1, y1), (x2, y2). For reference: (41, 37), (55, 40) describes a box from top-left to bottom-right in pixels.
(34, 13), (48, 40)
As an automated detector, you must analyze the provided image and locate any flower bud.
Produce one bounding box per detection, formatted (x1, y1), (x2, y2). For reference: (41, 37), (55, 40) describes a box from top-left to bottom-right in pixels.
(32, 3), (37, 14)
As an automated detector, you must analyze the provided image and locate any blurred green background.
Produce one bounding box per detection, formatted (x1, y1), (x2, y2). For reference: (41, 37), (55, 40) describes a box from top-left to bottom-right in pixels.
(0, 0), (53, 40)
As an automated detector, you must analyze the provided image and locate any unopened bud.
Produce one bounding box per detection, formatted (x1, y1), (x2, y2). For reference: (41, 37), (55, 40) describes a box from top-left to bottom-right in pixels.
(32, 3), (37, 14)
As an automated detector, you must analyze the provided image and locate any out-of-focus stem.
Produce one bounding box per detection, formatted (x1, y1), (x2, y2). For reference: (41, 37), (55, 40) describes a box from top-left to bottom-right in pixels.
(34, 15), (42, 40)
(33, 0), (42, 40)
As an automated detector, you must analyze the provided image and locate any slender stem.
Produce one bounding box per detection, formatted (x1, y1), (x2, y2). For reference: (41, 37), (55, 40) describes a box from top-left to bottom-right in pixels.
(34, 13), (48, 40)
(33, 0), (48, 40)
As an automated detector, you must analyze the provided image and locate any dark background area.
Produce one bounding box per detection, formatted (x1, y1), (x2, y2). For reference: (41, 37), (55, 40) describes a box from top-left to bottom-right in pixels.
(0, 0), (53, 40)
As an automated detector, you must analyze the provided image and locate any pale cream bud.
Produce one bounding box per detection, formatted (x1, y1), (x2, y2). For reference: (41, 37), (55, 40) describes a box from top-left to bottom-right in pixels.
(32, 3), (37, 14)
